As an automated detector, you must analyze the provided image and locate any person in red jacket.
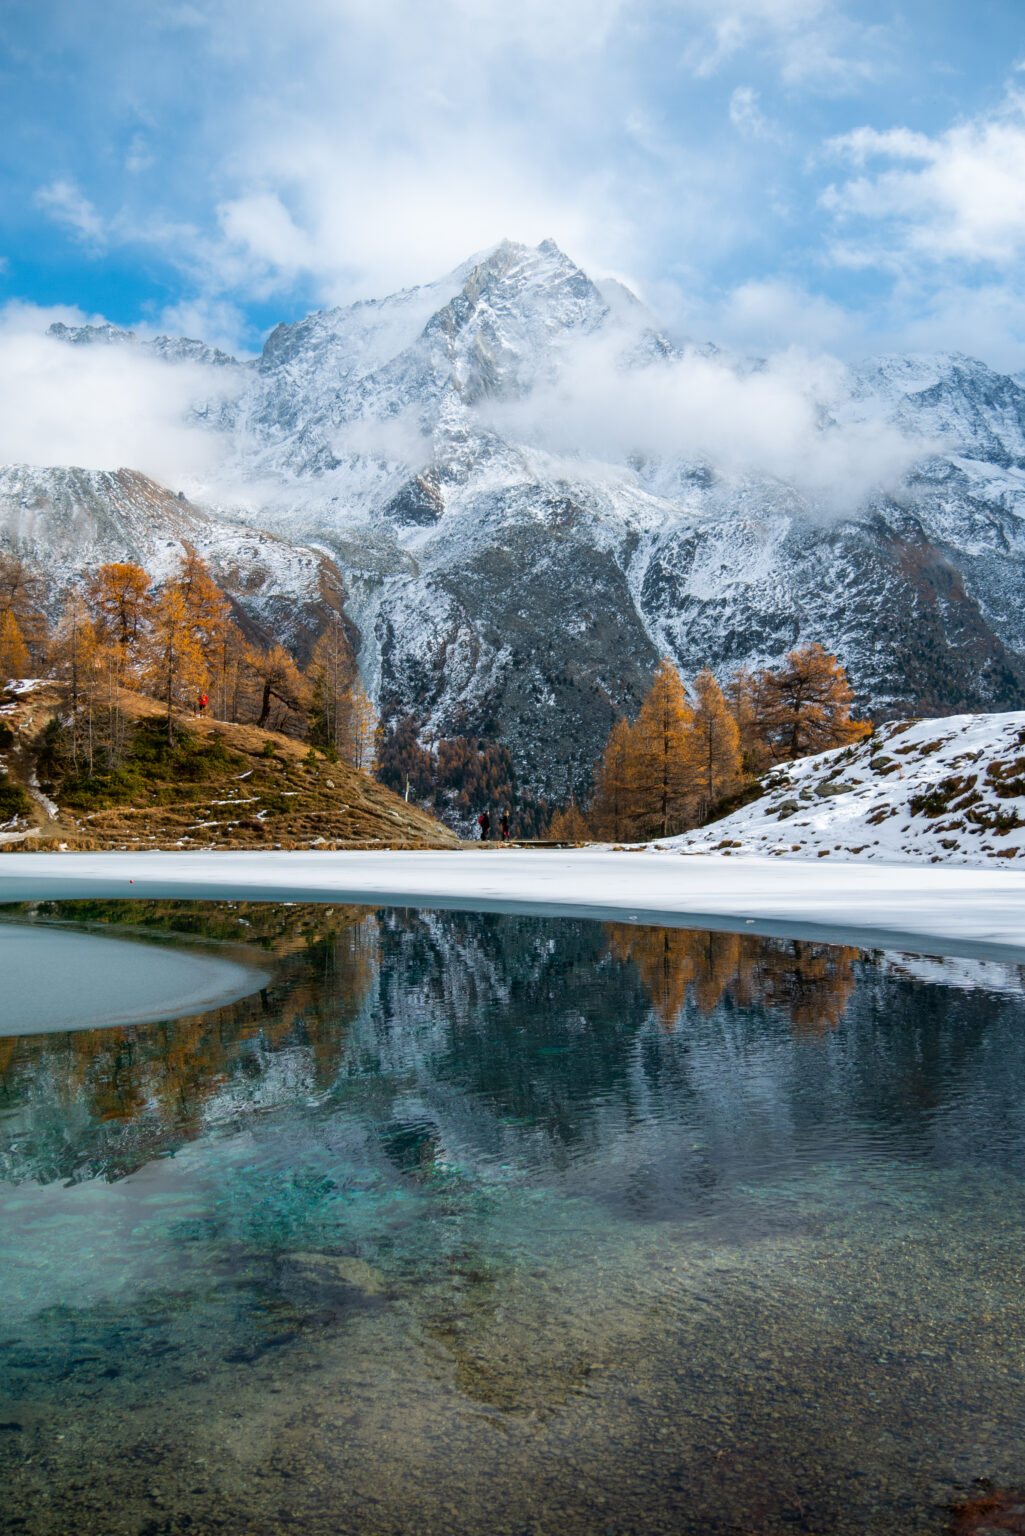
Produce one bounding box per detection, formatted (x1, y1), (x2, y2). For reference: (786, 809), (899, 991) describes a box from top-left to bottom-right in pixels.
(196, 692), (209, 716)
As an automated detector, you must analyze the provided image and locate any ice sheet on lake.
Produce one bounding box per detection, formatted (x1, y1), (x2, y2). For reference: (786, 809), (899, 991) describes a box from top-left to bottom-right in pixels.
(0, 924), (269, 1036)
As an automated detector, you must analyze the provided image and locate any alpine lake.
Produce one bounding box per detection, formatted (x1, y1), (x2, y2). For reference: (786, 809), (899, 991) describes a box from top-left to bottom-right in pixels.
(1, 899), (1024, 1536)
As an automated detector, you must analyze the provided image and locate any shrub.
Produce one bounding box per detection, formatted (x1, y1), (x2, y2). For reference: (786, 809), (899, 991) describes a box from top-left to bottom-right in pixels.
(0, 772), (31, 821)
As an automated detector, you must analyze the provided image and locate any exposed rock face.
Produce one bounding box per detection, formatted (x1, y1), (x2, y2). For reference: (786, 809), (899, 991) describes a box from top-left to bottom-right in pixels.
(11, 241), (1025, 797)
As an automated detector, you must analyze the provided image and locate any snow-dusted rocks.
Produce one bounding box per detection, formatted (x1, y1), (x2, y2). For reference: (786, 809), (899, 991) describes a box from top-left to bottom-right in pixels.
(668, 711), (1025, 867)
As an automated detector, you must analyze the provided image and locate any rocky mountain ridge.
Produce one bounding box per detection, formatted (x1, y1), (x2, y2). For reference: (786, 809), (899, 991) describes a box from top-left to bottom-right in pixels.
(7, 239), (1025, 799)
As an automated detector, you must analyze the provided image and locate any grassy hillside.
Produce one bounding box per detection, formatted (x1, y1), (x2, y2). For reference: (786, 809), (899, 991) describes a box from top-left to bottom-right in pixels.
(0, 682), (460, 851)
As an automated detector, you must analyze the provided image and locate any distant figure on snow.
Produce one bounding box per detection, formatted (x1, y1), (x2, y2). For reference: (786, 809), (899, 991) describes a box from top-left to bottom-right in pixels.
(501, 809), (510, 841)
(477, 808), (491, 841)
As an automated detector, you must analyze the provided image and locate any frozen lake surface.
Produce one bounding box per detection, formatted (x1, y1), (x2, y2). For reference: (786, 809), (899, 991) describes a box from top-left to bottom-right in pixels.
(0, 923), (269, 1034)
(5, 846), (1025, 959)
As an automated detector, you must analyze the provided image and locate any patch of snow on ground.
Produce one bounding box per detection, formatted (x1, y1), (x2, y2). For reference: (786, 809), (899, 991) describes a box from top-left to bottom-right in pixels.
(661, 711), (1025, 868)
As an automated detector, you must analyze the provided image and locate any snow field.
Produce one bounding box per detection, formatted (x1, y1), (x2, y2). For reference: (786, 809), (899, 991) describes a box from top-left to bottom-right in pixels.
(665, 711), (1025, 868)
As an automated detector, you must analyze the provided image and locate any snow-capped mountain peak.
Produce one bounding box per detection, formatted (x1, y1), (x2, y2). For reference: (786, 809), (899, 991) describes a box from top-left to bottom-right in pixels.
(10, 241), (1025, 804)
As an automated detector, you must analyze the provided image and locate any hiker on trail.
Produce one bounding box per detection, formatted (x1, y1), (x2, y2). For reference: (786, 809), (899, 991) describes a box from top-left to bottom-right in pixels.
(500, 809), (510, 841)
(196, 692), (209, 716)
(477, 808), (491, 841)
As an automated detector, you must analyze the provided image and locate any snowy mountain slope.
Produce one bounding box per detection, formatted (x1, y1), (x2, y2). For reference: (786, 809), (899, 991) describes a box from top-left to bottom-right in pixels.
(13, 240), (1025, 797)
(0, 466), (347, 657)
(665, 711), (1025, 867)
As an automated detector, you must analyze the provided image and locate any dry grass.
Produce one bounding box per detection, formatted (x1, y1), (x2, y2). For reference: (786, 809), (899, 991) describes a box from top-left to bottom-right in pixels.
(0, 685), (461, 852)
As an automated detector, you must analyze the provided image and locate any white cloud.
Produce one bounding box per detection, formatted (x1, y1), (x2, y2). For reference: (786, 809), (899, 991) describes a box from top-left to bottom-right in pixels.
(729, 86), (782, 142)
(56, 0), (888, 322)
(823, 89), (1025, 266)
(715, 277), (855, 351)
(147, 296), (250, 356)
(211, 138), (630, 305)
(34, 179), (107, 245)
(679, 0), (886, 89)
(871, 279), (1025, 374)
(216, 192), (313, 275)
(0, 304), (239, 483)
(484, 332), (925, 513)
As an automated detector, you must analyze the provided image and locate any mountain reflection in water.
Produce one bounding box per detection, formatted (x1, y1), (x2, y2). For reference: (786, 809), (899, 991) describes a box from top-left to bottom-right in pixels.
(0, 906), (865, 1183)
(1, 901), (1024, 1536)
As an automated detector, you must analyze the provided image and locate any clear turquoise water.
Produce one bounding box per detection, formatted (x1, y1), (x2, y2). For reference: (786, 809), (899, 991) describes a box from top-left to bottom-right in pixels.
(1, 903), (1024, 1535)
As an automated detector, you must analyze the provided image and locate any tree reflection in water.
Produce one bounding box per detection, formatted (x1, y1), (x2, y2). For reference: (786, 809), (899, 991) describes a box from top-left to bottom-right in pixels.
(3, 903), (1025, 1536)
(0, 901), (1004, 1194)
(606, 923), (859, 1036)
(0, 901), (379, 1183)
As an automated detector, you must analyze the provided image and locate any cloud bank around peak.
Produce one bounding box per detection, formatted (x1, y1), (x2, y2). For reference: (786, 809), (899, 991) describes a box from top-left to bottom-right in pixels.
(0, 306), (239, 486)
(484, 335), (928, 514)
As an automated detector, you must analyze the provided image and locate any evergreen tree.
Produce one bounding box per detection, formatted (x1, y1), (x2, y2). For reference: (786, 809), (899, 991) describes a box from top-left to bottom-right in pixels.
(631, 657), (696, 837)
(690, 668), (742, 819)
(754, 643), (870, 761)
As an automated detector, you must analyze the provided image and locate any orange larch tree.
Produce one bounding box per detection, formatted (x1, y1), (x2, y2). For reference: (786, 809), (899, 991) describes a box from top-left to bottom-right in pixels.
(85, 562), (152, 670)
(0, 551), (48, 665)
(249, 643), (308, 732)
(689, 668), (742, 819)
(589, 715), (636, 841)
(0, 609), (31, 680)
(306, 619), (376, 768)
(631, 657), (696, 837)
(753, 642), (871, 762)
(145, 586), (207, 743)
(173, 546), (232, 702)
(725, 665), (771, 775)
(50, 589), (99, 715)
(548, 799), (592, 842)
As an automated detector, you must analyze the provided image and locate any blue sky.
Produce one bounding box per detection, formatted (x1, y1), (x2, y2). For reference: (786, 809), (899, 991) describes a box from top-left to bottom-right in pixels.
(3, 0), (1025, 363)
